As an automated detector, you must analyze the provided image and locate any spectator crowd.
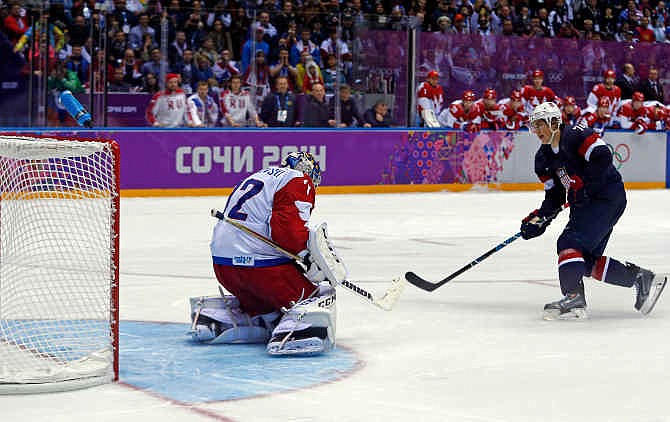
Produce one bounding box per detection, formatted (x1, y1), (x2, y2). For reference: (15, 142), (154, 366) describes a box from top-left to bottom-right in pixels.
(417, 66), (670, 133)
(1, 0), (670, 128)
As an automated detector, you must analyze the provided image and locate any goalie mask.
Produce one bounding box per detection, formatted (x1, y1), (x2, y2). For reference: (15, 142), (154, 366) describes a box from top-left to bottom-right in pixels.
(282, 151), (322, 187)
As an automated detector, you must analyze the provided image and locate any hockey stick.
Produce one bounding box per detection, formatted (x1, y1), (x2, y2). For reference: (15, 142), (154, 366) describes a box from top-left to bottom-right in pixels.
(405, 203), (569, 292)
(211, 209), (404, 311)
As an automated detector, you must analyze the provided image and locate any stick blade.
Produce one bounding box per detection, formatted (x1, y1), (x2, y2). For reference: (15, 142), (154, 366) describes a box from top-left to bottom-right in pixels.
(404, 271), (442, 292)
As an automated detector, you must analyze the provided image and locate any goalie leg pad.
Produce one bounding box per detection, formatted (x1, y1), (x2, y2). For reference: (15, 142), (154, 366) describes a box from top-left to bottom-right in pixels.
(266, 285), (336, 356)
(189, 295), (279, 344)
(304, 222), (348, 285)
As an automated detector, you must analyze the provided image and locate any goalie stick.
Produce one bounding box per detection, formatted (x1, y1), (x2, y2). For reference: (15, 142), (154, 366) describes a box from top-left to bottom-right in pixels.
(211, 209), (404, 311)
(406, 203), (569, 292)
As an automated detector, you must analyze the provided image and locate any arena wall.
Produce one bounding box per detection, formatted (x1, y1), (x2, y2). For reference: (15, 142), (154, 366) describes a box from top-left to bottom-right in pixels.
(11, 129), (667, 196)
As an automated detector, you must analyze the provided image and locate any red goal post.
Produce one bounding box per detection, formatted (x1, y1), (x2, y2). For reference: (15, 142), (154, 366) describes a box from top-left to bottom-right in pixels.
(0, 134), (120, 394)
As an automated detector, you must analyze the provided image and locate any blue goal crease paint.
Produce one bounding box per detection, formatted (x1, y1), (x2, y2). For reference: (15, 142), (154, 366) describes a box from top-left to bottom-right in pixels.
(119, 321), (361, 404)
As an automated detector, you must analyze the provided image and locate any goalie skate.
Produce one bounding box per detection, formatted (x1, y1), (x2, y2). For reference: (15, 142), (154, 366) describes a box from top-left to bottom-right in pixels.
(542, 292), (588, 320)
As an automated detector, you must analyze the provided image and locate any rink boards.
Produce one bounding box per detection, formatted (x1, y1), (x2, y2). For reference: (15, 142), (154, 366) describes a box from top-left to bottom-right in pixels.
(4, 129), (668, 195)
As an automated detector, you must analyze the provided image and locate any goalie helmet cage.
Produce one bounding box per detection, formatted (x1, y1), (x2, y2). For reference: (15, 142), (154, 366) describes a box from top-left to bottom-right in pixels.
(0, 134), (120, 394)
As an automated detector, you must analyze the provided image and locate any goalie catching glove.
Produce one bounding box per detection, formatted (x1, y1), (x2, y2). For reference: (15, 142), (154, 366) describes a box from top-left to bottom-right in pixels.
(299, 222), (348, 286)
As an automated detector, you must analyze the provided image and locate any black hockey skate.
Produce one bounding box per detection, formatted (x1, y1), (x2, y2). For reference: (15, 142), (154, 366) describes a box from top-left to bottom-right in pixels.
(629, 263), (668, 315)
(543, 291), (587, 320)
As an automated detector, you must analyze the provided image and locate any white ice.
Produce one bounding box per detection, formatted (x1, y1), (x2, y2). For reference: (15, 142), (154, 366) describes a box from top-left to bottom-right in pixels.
(2, 189), (669, 422)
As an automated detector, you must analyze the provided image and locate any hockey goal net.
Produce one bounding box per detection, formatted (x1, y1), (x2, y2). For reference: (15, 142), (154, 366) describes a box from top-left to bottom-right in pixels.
(0, 134), (119, 394)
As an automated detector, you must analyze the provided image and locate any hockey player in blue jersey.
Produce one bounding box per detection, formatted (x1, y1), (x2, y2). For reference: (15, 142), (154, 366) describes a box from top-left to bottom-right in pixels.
(520, 102), (667, 320)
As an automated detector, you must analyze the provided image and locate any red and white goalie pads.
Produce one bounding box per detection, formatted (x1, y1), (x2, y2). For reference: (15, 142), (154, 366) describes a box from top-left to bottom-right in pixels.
(267, 284), (337, 355)
(189, 295), (279, 344)
(302, 222), (348, 286)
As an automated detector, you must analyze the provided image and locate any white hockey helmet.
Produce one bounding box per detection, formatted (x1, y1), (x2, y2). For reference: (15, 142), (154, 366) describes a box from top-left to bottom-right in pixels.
(529, 101), (562, 131)
(281, 151), (322, 187)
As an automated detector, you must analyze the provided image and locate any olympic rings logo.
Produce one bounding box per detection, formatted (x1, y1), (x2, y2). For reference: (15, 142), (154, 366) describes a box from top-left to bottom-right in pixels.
(547, 72), (564, 83)
(607, 143), (630, 169)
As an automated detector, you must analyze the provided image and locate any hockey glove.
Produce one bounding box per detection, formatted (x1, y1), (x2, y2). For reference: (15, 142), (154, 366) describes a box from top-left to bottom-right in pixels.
(567, 174), (586, 206)
(520, 209), (552, 240)
(631, 120), (648, 135)
(506, 119), (520, 130)
(464, 123), (480, 133)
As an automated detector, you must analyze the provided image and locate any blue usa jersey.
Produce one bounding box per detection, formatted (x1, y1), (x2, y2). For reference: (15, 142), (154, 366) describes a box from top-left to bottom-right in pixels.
(534, 121), (624, 216)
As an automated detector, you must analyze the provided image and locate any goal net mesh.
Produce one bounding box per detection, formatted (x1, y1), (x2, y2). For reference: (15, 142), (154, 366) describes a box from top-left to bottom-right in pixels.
(0, 135), (119, 393)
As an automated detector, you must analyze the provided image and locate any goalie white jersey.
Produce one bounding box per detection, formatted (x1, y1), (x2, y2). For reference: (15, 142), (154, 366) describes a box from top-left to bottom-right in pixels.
(210, 166), (315, 267)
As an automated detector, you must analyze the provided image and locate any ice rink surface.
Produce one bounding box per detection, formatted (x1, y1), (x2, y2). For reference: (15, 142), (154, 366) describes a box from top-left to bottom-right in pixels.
(2, 189), (669, 422)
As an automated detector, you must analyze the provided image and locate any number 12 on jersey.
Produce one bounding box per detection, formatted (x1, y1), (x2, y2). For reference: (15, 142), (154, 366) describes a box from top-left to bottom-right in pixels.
(227, 179), (264, 221)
